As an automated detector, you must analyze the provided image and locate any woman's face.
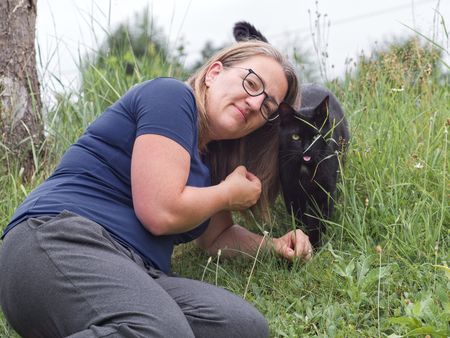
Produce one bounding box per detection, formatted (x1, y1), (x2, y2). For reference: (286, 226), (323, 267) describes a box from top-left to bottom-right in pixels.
(204, 55), (288, 142)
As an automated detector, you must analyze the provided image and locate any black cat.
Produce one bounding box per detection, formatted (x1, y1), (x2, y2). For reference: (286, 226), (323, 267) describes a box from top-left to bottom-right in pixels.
(233, 21), (350, 246)
(278, 86), (349, 246)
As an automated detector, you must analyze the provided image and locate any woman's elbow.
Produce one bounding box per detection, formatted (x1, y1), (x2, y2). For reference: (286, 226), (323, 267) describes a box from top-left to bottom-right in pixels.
(135, 209), (177, 236)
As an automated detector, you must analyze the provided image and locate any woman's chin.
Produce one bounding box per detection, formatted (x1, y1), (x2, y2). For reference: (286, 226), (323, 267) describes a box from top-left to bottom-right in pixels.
(218, 118), (244, 137)
(209, 114), (251, 140)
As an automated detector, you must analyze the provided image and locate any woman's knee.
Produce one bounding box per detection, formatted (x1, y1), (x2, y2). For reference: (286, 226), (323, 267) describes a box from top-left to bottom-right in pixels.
(219, 294), (269, 338)
(66, 320), (195, 338)
(185, 282), (269, 338)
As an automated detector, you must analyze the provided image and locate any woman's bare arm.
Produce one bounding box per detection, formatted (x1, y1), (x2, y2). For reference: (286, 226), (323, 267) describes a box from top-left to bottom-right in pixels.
(196, 210), (266, 257)
(197, 210), (313, 261)
(131, 134), (261, 235)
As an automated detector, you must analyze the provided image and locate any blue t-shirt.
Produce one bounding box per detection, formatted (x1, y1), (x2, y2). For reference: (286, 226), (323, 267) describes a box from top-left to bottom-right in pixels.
(3, 78), (211, 273)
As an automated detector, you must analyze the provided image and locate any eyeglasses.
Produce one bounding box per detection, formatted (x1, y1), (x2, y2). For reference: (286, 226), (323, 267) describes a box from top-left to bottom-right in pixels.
(227, 66), (280, 121)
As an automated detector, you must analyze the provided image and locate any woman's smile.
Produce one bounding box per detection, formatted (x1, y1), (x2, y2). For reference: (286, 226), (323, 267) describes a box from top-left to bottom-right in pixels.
(233, 104), (248, 122)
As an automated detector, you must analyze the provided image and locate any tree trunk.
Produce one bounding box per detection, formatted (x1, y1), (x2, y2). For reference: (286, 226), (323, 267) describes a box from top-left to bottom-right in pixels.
(0, 0), (43, 180)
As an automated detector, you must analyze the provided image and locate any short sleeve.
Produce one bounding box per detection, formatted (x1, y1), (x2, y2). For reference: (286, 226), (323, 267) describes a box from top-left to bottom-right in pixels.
(125, 78), (198, 155)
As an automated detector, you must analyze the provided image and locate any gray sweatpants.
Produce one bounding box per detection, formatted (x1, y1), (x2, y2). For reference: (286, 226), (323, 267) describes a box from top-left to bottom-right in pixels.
(0, 211), (269, 338)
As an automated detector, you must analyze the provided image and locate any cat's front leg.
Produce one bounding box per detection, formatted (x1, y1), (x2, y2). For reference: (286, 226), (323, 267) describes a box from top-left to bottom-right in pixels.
(303, 187), (332, 247)
(302, 211), (323, 247)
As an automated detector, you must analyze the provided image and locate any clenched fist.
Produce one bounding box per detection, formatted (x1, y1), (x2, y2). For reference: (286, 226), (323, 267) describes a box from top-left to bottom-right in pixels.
(221, 166), (262, 211)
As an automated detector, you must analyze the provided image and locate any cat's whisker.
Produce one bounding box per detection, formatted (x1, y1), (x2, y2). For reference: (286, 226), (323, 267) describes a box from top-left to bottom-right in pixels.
(280, 149), (302, 157)
(279, 152), (298, 161)
(280, 156), (300, 167)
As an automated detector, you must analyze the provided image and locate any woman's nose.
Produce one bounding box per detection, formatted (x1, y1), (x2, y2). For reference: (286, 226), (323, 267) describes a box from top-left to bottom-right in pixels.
(245, 94), (265, 111)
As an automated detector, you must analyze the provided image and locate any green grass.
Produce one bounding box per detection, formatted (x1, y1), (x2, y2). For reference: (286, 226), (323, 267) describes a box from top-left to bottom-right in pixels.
(170, 60), (449, 337)
(1, 33), (449, 338)
(171, 39), (449, 337)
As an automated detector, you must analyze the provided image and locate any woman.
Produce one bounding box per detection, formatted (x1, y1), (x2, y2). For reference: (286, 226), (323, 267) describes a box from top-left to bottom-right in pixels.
(0, 41), (312, 337)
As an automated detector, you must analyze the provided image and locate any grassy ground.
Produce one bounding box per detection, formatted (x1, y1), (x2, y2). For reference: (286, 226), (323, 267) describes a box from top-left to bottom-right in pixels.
(1, 37), (448, 337)
(171, 44), (449, 336)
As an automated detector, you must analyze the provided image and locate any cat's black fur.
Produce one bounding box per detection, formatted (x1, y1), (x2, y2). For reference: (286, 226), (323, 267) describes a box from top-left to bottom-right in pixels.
(278, 88), (349, 246)
(233, 21), (350, 247)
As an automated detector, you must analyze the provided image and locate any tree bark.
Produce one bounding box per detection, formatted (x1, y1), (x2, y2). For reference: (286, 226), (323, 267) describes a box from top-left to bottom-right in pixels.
(0, 0), (43, 180)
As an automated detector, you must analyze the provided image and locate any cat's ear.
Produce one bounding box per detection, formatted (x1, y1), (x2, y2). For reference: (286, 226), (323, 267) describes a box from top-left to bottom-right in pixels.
(278, 102), (297, 124)
(233, 21), (268, 42)
(314, 96), (330, 127)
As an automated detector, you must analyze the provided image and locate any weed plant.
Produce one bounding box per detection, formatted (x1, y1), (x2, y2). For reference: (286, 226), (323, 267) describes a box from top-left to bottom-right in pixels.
(1, 21), (448, 338)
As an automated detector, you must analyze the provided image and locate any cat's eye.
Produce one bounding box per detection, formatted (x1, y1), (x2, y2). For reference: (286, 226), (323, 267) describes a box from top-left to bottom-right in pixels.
(291, 134), (300, 141)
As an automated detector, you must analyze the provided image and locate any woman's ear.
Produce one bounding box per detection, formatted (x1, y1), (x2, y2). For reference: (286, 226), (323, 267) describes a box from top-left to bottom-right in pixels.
(205, 61), (224, 87)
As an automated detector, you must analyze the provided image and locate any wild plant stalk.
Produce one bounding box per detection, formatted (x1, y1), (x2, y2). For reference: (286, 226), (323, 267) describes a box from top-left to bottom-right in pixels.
(215, 249), (221, 286)
(434, 123), (448, 283)
(243, 231), (268, 300)
(308, 2), (330, 82)
(201, 256), (212, 282)
(376, 245), (382, 338)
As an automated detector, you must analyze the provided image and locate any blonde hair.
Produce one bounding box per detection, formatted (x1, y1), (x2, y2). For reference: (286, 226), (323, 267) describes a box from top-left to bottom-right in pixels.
(187, 41), (300, 220)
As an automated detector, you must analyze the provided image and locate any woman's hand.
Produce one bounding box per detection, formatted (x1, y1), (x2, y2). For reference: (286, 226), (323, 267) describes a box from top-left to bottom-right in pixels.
(221, 166), (262, 211)
(272, 229), (313, 262)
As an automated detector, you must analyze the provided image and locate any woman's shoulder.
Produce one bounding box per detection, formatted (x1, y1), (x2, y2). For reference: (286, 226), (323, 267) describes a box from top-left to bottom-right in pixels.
(120, 77), (196, 113)
(133, 77), (193, 97)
